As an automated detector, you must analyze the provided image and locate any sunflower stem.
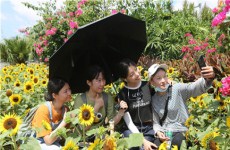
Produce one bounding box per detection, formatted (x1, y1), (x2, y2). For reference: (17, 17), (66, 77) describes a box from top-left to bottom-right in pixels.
(82, 125), (86, 147)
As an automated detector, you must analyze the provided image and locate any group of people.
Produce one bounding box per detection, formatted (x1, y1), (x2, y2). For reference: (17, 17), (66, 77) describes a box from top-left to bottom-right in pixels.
(31, 58), (215, 150)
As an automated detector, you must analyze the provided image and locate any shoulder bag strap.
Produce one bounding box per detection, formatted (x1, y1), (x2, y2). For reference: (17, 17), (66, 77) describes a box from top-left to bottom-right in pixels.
(81, 93), (87, 104)
(159, 85), (172, 126)
(102, 92), (108, 117)
(45, 101), (53, 122)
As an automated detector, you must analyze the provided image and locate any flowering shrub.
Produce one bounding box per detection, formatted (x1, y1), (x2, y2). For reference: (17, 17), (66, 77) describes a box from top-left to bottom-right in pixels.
(22, 0), (127, 62)
(220, 76), (230, 96)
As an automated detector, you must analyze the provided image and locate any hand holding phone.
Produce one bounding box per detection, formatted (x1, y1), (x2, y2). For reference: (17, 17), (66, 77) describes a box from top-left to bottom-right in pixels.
(197, 55), (206, 69)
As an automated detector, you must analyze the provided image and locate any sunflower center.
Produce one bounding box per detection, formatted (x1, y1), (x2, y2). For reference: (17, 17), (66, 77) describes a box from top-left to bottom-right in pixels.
(13, 97), (19, 102)
(219, 101), (224, 106)
(4, 118), (17, 130)
(169, 69), (173, 73)
(30, 70), (34, 74)
(34, 78), (38, 83)
(82, 110), (91, 120)
(16, 83), (20, 87)
(42, 81), (47, 84)
(26, 85), (32, 90)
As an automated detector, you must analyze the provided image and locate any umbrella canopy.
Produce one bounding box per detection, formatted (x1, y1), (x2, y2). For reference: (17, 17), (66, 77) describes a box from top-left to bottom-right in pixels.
(49, 13), (147, 93)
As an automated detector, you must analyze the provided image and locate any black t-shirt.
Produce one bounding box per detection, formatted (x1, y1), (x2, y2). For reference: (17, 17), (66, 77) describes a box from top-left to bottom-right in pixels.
(118, 81), (153, 124)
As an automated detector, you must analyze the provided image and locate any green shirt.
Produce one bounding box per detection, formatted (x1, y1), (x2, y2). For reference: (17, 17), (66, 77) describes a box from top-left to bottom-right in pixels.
(74, 92), (115, 129)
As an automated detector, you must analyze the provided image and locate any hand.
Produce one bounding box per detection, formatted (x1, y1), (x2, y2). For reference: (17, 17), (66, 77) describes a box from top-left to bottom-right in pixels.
(119, 100), (128, 110)
(143, 139), (157, 150)
(201, 66), (215, 79)
(157, 131), (169, 142)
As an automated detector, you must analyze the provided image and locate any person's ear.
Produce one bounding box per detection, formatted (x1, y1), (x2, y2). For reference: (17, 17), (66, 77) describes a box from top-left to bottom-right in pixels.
(86, 80), (91, 86)
(52, 93), (57, 100)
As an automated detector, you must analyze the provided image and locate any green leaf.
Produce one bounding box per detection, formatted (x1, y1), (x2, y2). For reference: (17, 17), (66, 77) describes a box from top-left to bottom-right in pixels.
(20, 137), (41, 150)
(126, 133), (143, 148)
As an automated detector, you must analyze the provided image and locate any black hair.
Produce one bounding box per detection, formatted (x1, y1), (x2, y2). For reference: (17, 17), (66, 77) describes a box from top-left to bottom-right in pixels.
(86, 65), (105, 82)
(117, 58), (136, 79)
(45, 78), (67, 101)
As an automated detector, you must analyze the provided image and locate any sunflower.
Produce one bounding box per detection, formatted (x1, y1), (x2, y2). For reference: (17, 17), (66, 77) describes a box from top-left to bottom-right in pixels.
(6, 89), (13, 97)
(143, 70), (148, 79)
(62, 139), (79, 150)
(24, 81), (34, 93)
(184, 115), (194, 127)
(9, 94), (22, 106)
(158, 141), (167, 150)
(78, 104), (95, 126)
(88, 138), (103, 150)
(27, 68), (34, 75)
(167, 67), (175, 75)
(227, 116), (230, 128)
(33, 76), (39, 85)
(171, 145), (178, 150)
(119, 82), (125, 89)
(2, 66), (8, 74)
(42, 120), (52, 131)
(4, 75), (13, 83)
(41, 79), (48, 87)
(0, 113), (22, 135)
(198, 100), (206, 108)
(218, 100), (227, 110)
(14, 80), (21, 87)
(137, 66), (143, 72)
(103, 136), (117, 150)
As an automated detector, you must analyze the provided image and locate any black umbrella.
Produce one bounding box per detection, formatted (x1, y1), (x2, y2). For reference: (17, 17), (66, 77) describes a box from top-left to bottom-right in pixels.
(49, 12), (147, 94)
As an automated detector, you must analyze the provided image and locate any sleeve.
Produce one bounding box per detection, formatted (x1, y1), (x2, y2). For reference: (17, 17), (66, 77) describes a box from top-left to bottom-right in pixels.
(32, 104), (51, 138)
(177, 78), (212, 102)
(106, 94), (116, 120)
(123, 112), (139, 133)
(74, 94), (84, 109)
(152, 110), (164, 133)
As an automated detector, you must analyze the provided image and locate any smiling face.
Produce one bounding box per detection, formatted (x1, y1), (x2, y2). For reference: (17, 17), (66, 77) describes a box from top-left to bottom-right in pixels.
(53, 83), (72, 102)
(125, 65), (141, 87)
(150, 69), (169, 90)
(88, 72), (106, 94)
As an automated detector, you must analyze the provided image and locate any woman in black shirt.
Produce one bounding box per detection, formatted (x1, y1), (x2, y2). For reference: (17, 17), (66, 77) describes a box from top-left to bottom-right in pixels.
(117, 59), (158, 150)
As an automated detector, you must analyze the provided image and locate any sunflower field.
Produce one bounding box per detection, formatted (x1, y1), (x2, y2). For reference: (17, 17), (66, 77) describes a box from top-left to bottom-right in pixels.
(0, 59), (229, 149)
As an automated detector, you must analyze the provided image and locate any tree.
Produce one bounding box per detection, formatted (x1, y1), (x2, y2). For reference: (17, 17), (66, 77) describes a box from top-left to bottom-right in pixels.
(0, 36), (33, 64)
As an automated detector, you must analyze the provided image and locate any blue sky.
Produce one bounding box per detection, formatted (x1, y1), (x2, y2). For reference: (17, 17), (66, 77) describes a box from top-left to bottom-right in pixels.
(0, 0), (218, 42)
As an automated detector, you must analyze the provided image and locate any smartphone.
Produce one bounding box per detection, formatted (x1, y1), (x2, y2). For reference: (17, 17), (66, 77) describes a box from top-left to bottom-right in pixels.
(197, 55), (206, 69)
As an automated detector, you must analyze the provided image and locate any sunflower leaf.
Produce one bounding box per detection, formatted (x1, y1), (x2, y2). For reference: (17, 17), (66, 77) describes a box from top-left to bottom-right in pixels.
(19, 137), (41, 150)
(126, 133), (143, 148)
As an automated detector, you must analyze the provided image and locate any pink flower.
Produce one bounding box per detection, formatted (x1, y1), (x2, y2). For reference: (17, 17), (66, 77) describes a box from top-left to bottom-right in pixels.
(121, 9), (126, 14)
(75, 8), (83, 17)
(184, 33), (192, 37)
(64, 38), (68, 42)
(207, 48), (216, 53)
(44, 58), (49, 62)
(69, 21), (78, 29)
(225, 0), (230, 6)
(67, 30), (73, 35)
(193, 46), (201, 51)
(181, 46), (189, 52)
(220, 76), (230, 96)
(188, 38), (196, 45)
(36, 48), (43, 56)
(111, 9), (118, 14)
(212, 8), (219, 13)
(51, 27), (57, 32)
(212, 11), (226, 27)
(43, 40), (48, 46)
(69, 12), (74, 17)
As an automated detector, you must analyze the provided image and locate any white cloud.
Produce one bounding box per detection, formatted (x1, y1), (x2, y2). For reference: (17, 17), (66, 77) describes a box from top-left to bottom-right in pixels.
(9, 0), (64, 24)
